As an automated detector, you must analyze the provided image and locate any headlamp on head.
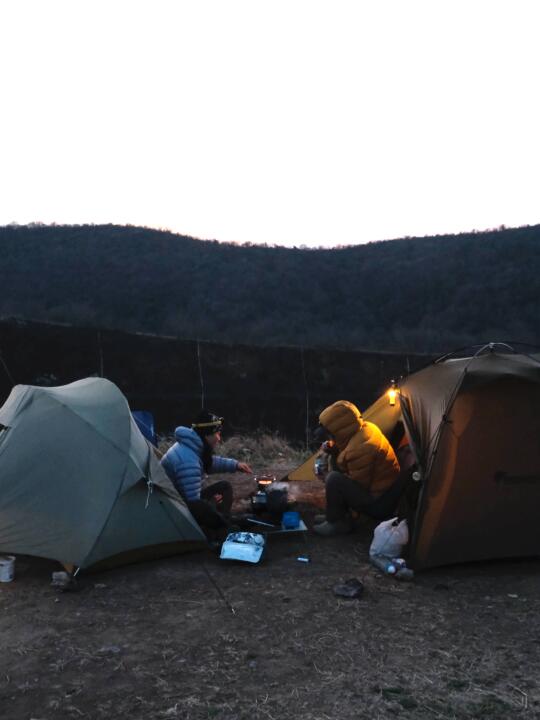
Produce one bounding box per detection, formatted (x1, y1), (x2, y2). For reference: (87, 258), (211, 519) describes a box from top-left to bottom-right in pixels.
(192, 413), (224, 435)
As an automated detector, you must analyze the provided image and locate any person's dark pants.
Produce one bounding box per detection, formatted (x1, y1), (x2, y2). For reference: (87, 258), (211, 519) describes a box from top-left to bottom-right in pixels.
(325, 471), (404, 523)
(187, 480), (233, 531)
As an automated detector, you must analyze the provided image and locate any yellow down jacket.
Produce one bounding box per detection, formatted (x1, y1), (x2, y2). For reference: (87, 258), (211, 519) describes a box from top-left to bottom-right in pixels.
(319, 400), (400, 498)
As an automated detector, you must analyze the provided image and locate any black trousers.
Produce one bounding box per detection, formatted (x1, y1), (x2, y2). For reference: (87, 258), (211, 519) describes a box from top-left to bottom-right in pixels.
(187, 480), (233, 530)
(325, 471), (404, 523)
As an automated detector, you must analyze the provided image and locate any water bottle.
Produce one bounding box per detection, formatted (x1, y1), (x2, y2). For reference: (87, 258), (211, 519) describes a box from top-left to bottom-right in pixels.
(392, 558), (407, 570)
(370, 554), (414, 580)
(370, 554), (397, 575)
(314, 455), (328, 477)
(392, 557), (414, 581)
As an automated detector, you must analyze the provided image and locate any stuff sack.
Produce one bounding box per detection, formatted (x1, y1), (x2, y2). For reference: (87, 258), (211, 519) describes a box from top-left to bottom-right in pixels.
(220, 532), (265, 563)
(369, 517), (409, 559)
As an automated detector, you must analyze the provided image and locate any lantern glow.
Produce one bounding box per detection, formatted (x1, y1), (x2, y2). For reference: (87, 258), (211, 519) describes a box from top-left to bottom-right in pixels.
(388, 380), (398, 406)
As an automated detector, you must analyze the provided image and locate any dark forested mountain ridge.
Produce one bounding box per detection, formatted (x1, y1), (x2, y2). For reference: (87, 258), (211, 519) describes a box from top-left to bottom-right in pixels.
(1, 223), (538, 352)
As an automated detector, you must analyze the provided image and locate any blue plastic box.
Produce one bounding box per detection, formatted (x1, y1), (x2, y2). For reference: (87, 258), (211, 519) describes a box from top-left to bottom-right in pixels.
(282, 511), (300, 529)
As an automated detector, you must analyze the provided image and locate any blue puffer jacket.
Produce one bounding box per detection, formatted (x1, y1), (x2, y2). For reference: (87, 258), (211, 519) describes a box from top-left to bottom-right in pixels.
(160, 426), (239, 501)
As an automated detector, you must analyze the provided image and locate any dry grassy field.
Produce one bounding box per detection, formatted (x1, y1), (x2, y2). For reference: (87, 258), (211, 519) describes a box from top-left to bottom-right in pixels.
(1, 435), (539, 719)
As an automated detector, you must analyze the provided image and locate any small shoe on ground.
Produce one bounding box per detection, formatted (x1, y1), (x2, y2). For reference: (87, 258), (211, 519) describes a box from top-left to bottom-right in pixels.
(313, 517), (353, 536)
(333, 578), (364, 599)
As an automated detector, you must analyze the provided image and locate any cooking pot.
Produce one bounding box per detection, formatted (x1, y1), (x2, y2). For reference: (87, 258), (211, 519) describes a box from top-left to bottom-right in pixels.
(266, 487), (288, 515)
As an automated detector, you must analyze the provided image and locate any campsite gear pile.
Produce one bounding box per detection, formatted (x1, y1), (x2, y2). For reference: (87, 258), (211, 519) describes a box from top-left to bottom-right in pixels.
(0, 378), (205, 572)
(250, 477), (290, 518)
(288, 344), (540, 570)
(226, 491), (307, 563)
(247, 478), (308, 537)
(369, 517), (414, 580)
(250, 475), (275, 513)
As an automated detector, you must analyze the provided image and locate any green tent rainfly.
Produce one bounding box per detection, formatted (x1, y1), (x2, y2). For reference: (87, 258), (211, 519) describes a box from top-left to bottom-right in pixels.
(0, 378), (205, 570)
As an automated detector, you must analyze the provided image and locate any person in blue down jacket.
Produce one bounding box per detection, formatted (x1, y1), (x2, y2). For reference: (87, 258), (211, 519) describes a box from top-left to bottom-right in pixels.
(161, 410), (252, 536)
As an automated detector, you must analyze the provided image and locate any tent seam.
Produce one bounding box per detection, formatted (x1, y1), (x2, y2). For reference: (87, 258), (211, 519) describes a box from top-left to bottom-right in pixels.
(78, 451), (131, 569)
(37, 385), (131, 458)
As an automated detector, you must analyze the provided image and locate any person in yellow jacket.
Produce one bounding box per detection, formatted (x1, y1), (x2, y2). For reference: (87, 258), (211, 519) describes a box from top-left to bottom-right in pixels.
(313, 400), (401, 536)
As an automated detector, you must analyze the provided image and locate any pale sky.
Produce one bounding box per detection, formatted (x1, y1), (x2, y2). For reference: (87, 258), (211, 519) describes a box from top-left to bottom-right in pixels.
(1, 1), (539, 247)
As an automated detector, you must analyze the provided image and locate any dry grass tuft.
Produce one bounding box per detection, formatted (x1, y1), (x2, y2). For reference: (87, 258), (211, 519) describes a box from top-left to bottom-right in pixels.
(220, 432), (309, 468)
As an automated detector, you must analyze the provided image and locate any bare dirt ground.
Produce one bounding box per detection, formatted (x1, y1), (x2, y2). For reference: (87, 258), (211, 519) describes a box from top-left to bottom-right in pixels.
(1, 438), (540, 720)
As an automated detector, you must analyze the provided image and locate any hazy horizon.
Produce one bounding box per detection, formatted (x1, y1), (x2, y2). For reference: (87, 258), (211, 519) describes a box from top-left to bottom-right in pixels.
(2, 1), (539, 248)
(1, 217), (529, 251)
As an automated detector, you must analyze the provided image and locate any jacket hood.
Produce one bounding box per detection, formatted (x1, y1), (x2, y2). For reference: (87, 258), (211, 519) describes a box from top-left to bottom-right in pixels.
(319, 401), (364, 449)
(174, 426), (204, 452)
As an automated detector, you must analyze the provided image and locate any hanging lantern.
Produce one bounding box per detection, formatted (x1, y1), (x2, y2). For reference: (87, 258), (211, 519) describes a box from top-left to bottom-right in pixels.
(388, 380), (398, 406)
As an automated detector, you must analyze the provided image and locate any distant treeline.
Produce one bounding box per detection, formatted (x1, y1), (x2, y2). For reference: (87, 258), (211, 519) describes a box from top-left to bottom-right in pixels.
(0, 223), (538, 352)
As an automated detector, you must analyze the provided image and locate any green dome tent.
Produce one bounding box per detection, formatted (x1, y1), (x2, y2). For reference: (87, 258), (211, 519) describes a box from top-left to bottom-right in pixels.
(0, 378), (205, 571)
(288, 343), (540, 570)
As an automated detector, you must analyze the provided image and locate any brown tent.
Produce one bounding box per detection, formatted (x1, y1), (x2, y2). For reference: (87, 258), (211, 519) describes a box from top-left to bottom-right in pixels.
(289, 343), (540, 570)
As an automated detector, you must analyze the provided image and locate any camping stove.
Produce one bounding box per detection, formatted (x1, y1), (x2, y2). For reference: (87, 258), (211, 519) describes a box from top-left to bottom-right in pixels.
(250, 475), (275, 513)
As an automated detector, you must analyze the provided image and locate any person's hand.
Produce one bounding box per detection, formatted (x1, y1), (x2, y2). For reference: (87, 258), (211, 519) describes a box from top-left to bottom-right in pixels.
(321, 440), (336, 454)
(236, 462), (252, 474)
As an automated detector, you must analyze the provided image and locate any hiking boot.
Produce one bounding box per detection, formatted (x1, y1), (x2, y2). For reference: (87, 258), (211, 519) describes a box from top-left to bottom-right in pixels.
(313, 517), (353, 537)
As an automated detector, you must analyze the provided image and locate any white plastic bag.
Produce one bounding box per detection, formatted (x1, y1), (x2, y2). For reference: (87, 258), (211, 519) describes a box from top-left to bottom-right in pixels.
(369, 517), (409, 559)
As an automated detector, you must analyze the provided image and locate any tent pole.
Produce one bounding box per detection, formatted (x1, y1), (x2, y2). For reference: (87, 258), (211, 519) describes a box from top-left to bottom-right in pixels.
(0, 349), (14, 385)
(300, 348), (310, 450)
(97, 331), (104, 377)
(196, 340), (205, 408)
(201, 563), (236, 615)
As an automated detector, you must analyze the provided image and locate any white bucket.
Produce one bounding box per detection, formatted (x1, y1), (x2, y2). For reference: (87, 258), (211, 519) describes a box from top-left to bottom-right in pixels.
(0, 555), (15, 582)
